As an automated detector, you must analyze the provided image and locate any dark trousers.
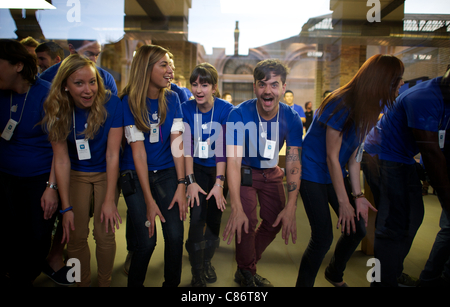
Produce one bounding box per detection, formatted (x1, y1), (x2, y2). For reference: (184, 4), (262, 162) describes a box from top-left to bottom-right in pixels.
(122, 168), (184, 287)
(361, 153), (424, 287)
(296, 178), (366, 287)
(0, 171), (56, 286)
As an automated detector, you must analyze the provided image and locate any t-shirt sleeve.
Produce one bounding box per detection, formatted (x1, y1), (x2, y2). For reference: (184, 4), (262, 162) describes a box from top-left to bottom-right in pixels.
(226, 108), (245, 146)
(110, 96), (123, 128)
(285, 111), (303, 147)
(404, 90), (442, 132)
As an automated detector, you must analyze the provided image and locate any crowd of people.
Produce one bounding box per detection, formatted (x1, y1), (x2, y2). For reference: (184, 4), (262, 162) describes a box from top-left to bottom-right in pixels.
(0, 37), (449, 288)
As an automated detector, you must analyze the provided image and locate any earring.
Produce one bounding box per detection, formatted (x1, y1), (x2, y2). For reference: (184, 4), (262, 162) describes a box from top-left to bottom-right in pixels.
(65, 88), (68, 91)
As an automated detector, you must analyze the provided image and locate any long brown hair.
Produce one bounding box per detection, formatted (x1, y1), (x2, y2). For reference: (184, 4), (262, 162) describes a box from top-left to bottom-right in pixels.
(120, 45), (171, 132)
(42, 54), (109, 142)
(318, 54), (404, 141)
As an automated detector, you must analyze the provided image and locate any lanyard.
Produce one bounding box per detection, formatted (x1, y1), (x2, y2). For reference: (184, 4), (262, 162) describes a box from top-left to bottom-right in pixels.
(256, 105), (279, 143)
(9, 86), (31, 124)
(195, 101), (215, 142)
(72, 109), (87, 141)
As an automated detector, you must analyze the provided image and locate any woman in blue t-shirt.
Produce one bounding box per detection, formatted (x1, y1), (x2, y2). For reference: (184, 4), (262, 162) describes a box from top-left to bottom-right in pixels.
(297, 54), (404, 287)
(0, 39), (57, 286)
(182, 63), (234, 286)
(42, 54), (123, 287)
(119, 45), (186, 287)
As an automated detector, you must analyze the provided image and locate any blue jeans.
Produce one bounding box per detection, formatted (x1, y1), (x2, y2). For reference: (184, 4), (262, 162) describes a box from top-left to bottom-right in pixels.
(121, 168), (184, 287)
(420, 209), (450, 285)
(296, 178), (366, 287)
(362, 154), (424, 287)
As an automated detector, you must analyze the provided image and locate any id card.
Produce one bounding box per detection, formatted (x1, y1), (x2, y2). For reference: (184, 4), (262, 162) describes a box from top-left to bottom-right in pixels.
(150, 124), (159, 143)
(263, 139), (276, 160)
(355, 142), (364, 163)
(1, 119), (17, 141)
(199, 141), (209, 159)
(439, 130), (446, 149)
(76, 139), (91, 160)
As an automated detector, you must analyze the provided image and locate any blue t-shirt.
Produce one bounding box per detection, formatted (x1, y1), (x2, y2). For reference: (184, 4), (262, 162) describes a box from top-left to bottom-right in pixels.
(182, 97), (234, 167)
(365, 77), (450, 164)
(0, 78), (53, 177)
(121, 91), (183, 171)
(170, 83), (189, 104)
(226, 99), (303, 169)
(301, 98), (360, 184)
(291, 104), (306, 118)
(67, 95), (123, 172)
(40, 62), (118, 95)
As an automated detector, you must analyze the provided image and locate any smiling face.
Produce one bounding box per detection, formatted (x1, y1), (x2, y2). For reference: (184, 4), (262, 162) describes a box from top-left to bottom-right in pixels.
(65, 65), (98, 109)
(148, 53), (173, 97)
(36, 51), (60, 72)
(191, 76), (216, 108)
(254, 72), (286, 118)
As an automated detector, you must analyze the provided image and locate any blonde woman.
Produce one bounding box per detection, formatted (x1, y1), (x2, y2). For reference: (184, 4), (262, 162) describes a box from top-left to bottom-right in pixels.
(119, 45), (186, 287)
(42, 54), (123, 287)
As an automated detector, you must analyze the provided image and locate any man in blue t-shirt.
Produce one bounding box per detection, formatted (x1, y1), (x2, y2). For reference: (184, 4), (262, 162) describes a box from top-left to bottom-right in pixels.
(224, 59), (303, 287)
(363, 72), (450, 287)
(284, 90), (306, 124)
(40, 39), (118, 95)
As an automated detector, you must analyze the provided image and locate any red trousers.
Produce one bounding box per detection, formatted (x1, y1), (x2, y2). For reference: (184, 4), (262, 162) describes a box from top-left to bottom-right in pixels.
(236, 166), (285, 275)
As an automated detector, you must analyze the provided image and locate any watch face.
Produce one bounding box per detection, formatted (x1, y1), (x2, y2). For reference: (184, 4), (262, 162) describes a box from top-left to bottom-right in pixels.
(217, 175), (225, 181)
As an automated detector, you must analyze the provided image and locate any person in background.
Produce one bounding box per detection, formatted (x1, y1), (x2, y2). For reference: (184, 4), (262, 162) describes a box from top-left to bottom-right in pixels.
(20, 36), (39, 56)
(40, 38), (117, 95)
(363, 66), (450, 287)
(0, 39), (57, 286)
(304, 101), (313, 132)
(35, 41), (64, 73)
(119, 44), (186, 287)
(182, 63), (234, 287)
(222, 92), (233, 104)
(284, 90), (306, 124)
(42, 54), (123, 287)
(297, 54), (404, 287)
(224, 59), (303, 287)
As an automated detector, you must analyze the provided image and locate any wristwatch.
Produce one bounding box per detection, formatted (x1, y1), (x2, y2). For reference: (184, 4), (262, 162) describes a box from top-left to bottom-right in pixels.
(46, 181), (58, 190)
(216, 175), (225, 181)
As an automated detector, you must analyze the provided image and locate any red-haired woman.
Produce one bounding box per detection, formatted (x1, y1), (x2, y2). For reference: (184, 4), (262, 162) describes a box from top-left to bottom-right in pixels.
(296, 54), (404, 287)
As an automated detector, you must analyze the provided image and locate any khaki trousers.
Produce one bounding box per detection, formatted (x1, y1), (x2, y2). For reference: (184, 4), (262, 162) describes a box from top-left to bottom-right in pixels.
(68, 170), (118, 287)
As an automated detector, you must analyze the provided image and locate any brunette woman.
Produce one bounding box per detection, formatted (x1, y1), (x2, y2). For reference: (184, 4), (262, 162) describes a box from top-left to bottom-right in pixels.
(0, 39), (58, 286)
(296, 54), (404, 287)
(182, 63), (234, 286)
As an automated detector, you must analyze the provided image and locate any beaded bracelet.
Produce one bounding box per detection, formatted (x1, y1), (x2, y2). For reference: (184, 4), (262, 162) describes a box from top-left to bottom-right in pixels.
(352, 192), (365, 200)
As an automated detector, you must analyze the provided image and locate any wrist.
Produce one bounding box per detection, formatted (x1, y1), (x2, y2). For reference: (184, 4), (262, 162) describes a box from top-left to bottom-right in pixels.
(186, 174), (196, 185)
(352, 192), (365, 200)
(46, 181), (58, 190)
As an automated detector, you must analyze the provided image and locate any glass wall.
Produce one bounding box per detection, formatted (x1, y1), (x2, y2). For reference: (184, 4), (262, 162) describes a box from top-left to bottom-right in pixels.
(2, 0), (449, 108)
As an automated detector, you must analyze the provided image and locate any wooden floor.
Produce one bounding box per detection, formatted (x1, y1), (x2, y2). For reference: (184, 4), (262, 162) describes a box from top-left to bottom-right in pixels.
(33, 181), (444, 288)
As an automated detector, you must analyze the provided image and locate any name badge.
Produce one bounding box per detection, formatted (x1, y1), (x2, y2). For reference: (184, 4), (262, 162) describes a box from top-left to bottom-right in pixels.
(1, 119), (18, 141)
(150, 124), (159, 143)
(439, 130), (446, 149)
(263, 139), (276, 160)
(76, 139), (91, 160)
(199, 141), (209, 159)
(355, 142), (364, 163)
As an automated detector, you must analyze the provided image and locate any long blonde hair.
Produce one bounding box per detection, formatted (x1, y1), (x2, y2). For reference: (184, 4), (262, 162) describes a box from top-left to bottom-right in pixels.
(42, 54), (109, 142)
(120, 44), (171, 131)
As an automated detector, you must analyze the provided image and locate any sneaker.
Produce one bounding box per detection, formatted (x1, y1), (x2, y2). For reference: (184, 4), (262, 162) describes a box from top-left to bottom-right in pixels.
(397, 273), (419, 287)
(234, 268), (256, 287)
(254, 273), (273, 287)
(42, 263), (75, 286)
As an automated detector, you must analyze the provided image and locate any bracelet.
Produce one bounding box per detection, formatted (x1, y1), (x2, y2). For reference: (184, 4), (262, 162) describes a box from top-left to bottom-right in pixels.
(177, 178), (186, 185)
(352, 192), (365, 200)
(59, 206), (73, 214)
(46, 181), (58, 190)
(214, 183), (224, 189)
(185, 174), (196, 185)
